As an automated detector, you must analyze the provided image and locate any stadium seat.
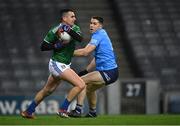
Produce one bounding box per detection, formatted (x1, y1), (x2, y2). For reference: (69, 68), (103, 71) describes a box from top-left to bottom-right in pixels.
(0, 0), (69, 95)
(114, 0), (180, 92)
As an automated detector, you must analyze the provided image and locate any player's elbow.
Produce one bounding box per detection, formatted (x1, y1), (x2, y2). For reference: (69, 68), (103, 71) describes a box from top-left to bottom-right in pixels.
(40, 42), (46, 51)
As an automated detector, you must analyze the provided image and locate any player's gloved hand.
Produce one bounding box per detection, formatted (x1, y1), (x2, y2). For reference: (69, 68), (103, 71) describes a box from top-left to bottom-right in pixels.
(54, 41), (63, 49)
(78, 69), (88, 76)
(59, 24), (71, 32)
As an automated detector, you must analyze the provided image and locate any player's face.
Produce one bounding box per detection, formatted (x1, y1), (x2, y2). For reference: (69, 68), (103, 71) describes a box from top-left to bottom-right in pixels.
(62, 11), (76, 26)
(90, 18), (102, 33)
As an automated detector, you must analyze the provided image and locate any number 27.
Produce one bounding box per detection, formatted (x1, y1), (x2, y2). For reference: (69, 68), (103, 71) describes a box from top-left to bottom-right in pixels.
(126, 84), (141, 97)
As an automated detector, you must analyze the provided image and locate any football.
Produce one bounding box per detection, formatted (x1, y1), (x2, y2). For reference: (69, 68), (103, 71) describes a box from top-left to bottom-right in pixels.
(60, 32), (71, 43)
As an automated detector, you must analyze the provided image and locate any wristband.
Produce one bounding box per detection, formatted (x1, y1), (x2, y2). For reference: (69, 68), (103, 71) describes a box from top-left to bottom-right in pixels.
(78, 69), (88, 76)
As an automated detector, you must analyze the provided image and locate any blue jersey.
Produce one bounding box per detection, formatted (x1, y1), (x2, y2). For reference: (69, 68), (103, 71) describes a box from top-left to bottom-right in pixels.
(89, 28), (118, 71)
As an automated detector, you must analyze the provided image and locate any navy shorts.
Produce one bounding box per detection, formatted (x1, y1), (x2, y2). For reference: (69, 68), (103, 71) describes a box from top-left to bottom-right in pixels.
(99, 67), (119, 85)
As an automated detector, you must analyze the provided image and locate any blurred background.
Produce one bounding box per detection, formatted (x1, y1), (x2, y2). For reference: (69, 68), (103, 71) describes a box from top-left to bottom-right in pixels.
(0, 0), (180, 115)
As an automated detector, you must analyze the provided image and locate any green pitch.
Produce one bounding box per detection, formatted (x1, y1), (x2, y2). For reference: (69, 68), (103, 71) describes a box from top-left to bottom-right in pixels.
(0, 115), (180, 125)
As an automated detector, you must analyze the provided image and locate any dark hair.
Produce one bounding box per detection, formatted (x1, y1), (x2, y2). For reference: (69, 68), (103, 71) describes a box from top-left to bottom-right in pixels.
(60, 9), (74, 18)
(92, 16), (104, 24)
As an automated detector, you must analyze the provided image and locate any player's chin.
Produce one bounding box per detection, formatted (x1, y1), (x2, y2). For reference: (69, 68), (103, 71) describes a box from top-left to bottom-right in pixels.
(70, 22), (75, 26)
(90, 29), (94, 33)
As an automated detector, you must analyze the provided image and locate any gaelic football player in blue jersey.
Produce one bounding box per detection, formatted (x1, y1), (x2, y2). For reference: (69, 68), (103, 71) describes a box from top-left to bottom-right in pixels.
(69, 16), (119, 117)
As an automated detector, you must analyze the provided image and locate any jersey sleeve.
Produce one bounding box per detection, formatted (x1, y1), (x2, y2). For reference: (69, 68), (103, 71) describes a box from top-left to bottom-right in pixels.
(71, 25), (83, 42)
(44, 26), (59, 44)
(89, 34), (101, 47)
(72, 25), (82, 35)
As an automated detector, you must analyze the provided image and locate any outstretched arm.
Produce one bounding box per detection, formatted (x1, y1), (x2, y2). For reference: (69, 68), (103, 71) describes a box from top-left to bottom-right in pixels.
(74, 44), (96, 56)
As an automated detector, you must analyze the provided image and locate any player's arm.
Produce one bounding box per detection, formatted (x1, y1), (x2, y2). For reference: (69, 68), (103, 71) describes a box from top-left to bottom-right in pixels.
(74, 44), (96, 56)
(59, 24), (83, 42)
(74, 44), (96, 76)
(78, 58), (95, 76)
(68, 29), (83, 42)
(40, 40), (63, 51)
(41, 29), (64, 51)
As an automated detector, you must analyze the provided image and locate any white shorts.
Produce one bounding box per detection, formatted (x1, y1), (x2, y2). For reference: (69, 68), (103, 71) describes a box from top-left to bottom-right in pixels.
(49, 59), (70, 77)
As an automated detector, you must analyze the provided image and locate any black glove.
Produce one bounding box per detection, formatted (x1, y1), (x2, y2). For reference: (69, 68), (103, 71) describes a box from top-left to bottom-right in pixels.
(78, 69), (88, 76)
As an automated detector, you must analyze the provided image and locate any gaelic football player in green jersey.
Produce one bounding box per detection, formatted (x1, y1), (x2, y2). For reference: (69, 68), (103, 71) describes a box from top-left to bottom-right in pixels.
(21, 9), (85, 118)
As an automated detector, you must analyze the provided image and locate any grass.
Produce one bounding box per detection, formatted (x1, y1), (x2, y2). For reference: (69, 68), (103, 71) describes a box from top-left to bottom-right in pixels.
(0, 115), (180, 125)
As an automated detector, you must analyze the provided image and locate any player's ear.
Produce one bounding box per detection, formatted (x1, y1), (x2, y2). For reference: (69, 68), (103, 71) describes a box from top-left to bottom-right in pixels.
(62, 15), (69, 23)
(99, 23), (103, 28)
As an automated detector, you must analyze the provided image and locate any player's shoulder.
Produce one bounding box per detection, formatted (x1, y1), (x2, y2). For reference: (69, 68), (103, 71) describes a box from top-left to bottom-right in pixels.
(92, 31), (101, 39)
(72, 24), (80, 30)
(95, 29), (107, 37)
(50, 24), (59, 33)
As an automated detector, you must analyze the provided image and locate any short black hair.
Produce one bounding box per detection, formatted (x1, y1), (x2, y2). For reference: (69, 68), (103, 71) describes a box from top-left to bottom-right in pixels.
(60, 9), (74, 18)
(92, 16), (104, 24)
